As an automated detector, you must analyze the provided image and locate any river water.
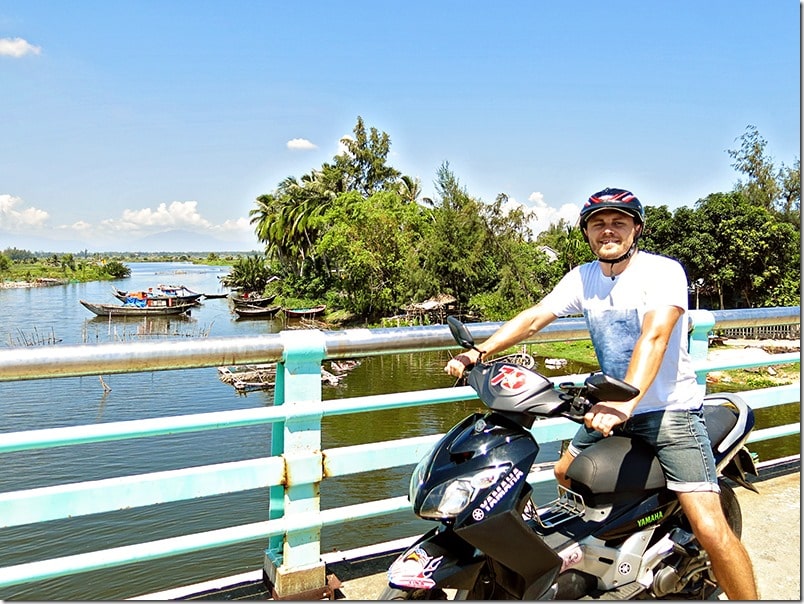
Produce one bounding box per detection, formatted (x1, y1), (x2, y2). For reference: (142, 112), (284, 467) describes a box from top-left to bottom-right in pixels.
(0, 262), (797, 600)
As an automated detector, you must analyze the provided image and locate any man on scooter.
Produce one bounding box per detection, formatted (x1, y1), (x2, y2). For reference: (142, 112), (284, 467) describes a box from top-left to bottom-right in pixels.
(445, 187), (758, 600)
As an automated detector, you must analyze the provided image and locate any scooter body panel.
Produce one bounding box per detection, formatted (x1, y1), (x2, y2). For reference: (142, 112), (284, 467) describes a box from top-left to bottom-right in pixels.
(411, 411), (541, 527)
(387, 529), (486, 590)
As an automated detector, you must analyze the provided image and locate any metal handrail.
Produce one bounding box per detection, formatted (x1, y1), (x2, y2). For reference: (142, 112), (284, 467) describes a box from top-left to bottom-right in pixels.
(0, 307), (799, 595)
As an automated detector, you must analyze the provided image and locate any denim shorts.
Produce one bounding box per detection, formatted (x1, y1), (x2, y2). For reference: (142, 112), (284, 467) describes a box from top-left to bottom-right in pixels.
(567, 408), (720, 493)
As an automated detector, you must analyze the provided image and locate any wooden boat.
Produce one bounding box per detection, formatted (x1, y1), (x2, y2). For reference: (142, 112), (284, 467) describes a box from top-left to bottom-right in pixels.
(158, 284), (204, 299)
(283, 304), (326, 319)
(112, 285), (203, 305)
(201, 292), (229, 299)
(217, 363), (342, 392)
(230, 292), (278, 308)
(80, 299), (195, 317)
(233, 304), (282, 319)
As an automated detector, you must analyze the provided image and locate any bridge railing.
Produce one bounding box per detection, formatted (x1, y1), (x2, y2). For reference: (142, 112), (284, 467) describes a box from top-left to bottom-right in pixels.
(0, 307), (799, 597)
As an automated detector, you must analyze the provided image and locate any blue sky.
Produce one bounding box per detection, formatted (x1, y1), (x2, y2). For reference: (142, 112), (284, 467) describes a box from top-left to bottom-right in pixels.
(1, 1), (800, 252)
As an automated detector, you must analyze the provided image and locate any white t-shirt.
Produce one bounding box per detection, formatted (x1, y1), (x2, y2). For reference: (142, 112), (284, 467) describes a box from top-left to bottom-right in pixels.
(540, 251), (702, 413)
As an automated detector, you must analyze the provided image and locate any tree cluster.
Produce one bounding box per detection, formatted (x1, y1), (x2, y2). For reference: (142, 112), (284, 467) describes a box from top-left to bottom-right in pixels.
(246, 119), (799, 322)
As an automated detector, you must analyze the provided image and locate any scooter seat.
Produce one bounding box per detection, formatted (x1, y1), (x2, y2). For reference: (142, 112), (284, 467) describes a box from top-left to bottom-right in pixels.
(567, 400), (744, 498)
(566, 436), (665, 497)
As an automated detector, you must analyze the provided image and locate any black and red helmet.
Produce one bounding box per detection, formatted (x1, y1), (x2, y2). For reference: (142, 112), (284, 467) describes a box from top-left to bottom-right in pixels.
(579, 188), (645, 229)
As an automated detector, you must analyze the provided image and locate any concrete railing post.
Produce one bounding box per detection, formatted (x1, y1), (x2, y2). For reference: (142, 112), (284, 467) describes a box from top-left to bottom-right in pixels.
(264, 329), (328, 598)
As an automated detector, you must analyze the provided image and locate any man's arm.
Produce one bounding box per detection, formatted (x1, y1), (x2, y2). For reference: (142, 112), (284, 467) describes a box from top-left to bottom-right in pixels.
(585, 305), (684, 436)
(444, 303), (558, 377)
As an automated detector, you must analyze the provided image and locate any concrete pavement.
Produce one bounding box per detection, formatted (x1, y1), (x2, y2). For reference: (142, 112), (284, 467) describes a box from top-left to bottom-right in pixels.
(730, 469), (800, 600)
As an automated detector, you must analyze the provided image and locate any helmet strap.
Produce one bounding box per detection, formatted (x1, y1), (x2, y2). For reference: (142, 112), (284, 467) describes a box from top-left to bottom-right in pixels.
(598, 242), (638, 280)
(599, 242), (637, 265)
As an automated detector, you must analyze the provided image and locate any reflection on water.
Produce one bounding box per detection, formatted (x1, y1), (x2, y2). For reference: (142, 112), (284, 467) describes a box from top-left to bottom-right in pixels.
(0, 263), (798, 600)
(81, 314), (214, 342)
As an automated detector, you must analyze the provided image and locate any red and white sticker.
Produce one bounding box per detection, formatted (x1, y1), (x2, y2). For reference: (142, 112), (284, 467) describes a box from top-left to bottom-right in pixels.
(490, 364), (532, 391)
(387, 547), (444, 589)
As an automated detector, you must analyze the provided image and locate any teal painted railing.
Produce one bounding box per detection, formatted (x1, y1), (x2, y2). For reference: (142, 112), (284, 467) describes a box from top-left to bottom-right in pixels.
(0, 307), (799, 596)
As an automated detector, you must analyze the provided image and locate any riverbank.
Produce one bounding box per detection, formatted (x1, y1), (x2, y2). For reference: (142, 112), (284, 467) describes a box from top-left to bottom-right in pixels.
(0, 278), (67, 288)
(707, 336), (800, 386)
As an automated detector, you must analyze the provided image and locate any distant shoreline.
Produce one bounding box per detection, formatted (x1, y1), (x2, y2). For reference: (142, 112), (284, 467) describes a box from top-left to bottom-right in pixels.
(0, 278), (67, 289)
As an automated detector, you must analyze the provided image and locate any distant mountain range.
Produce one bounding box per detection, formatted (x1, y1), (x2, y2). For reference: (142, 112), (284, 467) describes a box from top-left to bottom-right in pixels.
(0, 229), (261, 254)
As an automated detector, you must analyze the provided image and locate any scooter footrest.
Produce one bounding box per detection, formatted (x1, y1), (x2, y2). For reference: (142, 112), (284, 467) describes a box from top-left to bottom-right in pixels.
(581, 581), (646, 600)
(535, 485), (586, 528)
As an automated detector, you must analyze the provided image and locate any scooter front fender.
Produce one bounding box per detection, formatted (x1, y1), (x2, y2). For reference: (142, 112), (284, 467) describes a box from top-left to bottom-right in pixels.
(387, 528), (486, 591)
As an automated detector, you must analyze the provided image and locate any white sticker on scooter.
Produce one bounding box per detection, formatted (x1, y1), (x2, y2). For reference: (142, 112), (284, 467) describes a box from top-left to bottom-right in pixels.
(558, 544), (584, 572)
(387, 546), (444, 589)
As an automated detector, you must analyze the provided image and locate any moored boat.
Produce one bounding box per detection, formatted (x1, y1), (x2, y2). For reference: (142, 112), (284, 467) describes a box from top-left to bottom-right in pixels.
(112, 285), (203, 305)
(80, 299), (196, 317)
(230, 292), (278, 308)
(283, 304), (326, 319)
(158, 284), (204, 302)
(233, 304), (282, 319)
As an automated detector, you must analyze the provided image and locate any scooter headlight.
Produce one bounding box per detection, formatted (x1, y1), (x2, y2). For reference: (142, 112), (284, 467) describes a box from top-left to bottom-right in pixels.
(418, 465), (510, 520)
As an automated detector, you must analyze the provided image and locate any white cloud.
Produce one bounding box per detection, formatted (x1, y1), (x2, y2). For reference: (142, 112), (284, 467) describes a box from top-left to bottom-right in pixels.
(528, 191), (546, 206)
(0, 194), (50, 228)
(0, 37), (41, 58)
(286, 138), (317, 151)
(499, 193), (581, 238)
(68, 220), (93, 232)
(213, 217), (251, 235)
(116, 201), (212, 229)
(91, 202), (259, 250)
(0, 194), (259, 251)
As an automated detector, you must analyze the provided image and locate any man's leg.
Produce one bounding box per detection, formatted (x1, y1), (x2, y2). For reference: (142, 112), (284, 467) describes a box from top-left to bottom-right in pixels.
(676, 490), (758, 600)
(553, 448), (575, 488)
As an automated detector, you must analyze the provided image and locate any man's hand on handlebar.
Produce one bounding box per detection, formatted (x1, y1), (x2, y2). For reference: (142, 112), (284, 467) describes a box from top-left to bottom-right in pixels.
(444, 351), (479, 378)
(584, 402), (631, 437)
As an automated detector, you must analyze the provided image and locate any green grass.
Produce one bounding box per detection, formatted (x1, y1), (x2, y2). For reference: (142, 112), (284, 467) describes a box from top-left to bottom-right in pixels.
(487, 339), (599, 367)
(722, 362), (800, 388)
(531, 339), (598, 365)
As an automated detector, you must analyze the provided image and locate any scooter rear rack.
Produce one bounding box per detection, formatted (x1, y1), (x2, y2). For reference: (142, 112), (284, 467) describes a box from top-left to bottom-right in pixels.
(533, 485), (586, 528)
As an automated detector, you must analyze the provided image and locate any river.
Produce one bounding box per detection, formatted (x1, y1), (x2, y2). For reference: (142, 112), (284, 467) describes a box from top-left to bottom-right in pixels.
(0, 262), (797, 600)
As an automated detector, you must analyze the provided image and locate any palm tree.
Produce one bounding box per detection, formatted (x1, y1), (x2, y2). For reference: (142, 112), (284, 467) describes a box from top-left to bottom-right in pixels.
(398, 175), (422, 203)
(250, 169), (342, 277)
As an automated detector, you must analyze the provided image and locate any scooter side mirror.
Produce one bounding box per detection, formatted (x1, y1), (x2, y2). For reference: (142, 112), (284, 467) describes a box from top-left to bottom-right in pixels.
(447, 316), (475, 349)
(584, 372), (640, 402)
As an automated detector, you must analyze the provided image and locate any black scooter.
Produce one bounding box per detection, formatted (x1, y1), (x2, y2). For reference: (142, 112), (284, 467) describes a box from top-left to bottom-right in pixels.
(381, 317), (758, 600)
